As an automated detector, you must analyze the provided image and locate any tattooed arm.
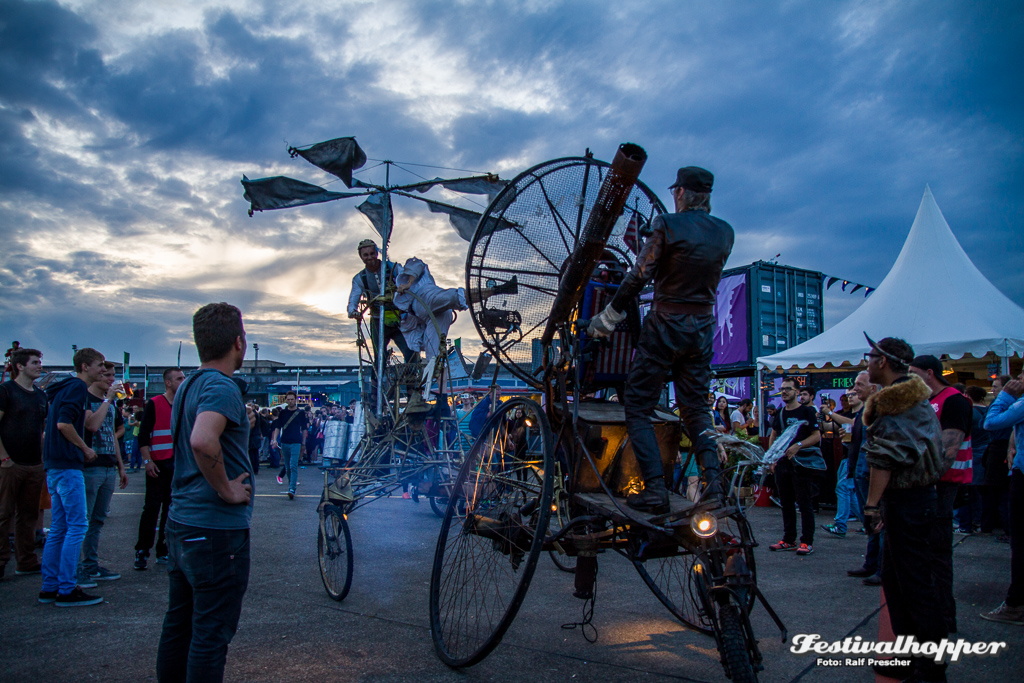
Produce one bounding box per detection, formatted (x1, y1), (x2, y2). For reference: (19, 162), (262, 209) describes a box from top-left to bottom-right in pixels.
(190, 411), (251, 504)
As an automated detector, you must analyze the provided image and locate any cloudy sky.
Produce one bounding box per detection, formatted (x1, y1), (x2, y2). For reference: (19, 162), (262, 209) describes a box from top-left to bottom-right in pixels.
(2, 0), (1021, 368)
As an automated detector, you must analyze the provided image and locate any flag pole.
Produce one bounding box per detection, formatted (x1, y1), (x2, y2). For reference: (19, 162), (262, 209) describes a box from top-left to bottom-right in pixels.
(375, 161), (391, 420)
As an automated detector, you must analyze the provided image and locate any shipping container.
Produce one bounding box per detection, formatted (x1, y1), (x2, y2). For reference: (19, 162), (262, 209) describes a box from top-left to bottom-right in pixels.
(711, 261), (824, 373)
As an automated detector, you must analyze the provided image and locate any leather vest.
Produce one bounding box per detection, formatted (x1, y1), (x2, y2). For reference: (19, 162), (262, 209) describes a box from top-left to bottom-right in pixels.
(653, 211), (735, 306)
(931, 386), (973, 484)
(150, 395), (174, 461)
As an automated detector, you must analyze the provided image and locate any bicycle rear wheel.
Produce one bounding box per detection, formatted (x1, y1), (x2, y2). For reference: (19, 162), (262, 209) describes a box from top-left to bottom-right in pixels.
(429, 398), (553, 667)
(318, 506), (353, 601)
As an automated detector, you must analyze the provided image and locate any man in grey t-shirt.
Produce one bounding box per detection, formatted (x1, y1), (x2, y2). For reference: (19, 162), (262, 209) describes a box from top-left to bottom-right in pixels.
(156, 303), (252, 683)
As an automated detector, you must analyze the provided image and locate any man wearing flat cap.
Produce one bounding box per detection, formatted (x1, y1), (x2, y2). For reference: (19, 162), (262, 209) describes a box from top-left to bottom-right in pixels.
(589, 166), (733, 513)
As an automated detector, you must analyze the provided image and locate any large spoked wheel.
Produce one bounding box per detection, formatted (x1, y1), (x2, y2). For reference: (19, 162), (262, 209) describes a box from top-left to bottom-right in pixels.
(318, 505), (353, 601)
(466, 156), (665, 390)
(429, 398), (553, 667)
(633, 550), (714, 634)
(718, 603), (758, 683)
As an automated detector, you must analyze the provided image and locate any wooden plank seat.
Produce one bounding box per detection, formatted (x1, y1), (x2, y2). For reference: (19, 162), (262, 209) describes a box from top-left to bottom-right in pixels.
(573, 491), (701, 526)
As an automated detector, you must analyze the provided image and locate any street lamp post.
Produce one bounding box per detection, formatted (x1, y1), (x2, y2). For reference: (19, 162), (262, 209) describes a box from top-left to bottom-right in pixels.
(252, 343), (260, 398)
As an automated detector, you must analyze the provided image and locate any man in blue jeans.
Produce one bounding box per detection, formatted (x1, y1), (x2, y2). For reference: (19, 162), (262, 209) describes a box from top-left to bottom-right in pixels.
(39, 347), (106, 607)
(270, 390), (307, 500)
(156, 302), (253, 683)
(820, 390), (861, 537)
(981, 369), (1024, 625)
(78, 362), (128, 585)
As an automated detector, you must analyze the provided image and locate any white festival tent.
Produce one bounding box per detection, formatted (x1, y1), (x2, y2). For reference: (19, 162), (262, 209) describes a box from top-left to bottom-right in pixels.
(757, 186), (1024, 373)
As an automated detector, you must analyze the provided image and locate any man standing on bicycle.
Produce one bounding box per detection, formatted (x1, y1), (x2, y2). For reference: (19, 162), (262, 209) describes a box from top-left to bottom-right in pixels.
(347, 239), (416, 363)
(589, 166), (734, 514)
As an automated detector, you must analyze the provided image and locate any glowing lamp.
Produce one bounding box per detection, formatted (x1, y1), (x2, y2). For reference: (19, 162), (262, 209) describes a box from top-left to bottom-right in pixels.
(690, 511), (718, 538)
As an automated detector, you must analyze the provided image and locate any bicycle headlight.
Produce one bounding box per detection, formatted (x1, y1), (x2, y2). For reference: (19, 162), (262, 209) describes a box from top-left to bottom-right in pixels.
(690, 511), (718, 538)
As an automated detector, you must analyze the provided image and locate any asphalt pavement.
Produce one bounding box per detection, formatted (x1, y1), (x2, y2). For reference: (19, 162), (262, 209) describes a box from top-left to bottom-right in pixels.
(1, 465), (1018, 683)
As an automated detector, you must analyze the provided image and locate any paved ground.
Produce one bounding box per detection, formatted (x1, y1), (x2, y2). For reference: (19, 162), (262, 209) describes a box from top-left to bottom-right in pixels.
(1, 465), (1019, 682)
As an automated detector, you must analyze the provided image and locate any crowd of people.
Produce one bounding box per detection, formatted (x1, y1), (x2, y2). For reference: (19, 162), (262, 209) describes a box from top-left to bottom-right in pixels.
(2, 165), (1021, 683)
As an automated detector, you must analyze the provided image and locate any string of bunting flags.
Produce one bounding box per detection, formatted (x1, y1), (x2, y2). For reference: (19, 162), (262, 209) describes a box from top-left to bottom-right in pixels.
(823, 274), (874, 297)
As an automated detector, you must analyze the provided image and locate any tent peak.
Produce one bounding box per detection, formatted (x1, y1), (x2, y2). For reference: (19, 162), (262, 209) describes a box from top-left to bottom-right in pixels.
(756, 186), (1024, 369)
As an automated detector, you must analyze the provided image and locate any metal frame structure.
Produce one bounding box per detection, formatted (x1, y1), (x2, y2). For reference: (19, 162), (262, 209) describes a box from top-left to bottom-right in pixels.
(316, 291), (470, 600)
(428, 145), (788, 682)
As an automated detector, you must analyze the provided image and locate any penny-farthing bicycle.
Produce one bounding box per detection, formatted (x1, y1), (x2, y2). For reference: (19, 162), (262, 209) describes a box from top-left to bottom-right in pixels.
(428, 144), (787, 681)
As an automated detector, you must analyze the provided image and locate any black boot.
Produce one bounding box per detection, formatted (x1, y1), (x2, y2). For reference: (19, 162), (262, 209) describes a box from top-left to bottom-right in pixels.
(626, 476), (670, 514)
(490, 275), (518, 297)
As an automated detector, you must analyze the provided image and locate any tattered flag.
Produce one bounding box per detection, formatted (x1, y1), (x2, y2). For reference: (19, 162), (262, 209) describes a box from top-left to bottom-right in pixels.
(411, 196), (517, 242)
(241, 175), (363, 216)
(357, 193), (392, 242)
(288, 137), (367, 188)
(410, 175), (509, 203)
(425, 200), (481, 241)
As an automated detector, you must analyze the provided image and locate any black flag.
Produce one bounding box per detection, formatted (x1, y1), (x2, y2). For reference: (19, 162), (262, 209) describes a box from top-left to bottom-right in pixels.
(417, 197), (516, 242)
(411, 175), (508, 202)
(357, 193), (392, 242)
(288, 137), (367, 188)
(241, 176), (362, 216)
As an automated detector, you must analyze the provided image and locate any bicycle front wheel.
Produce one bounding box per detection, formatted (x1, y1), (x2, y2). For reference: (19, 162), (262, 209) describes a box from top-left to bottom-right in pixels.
(318, 506), (353, 601)
(429, 398), (553, 667)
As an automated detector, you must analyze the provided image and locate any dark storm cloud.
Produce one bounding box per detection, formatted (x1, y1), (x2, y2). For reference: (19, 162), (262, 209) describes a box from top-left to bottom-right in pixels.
(1, 0), (1021, 365)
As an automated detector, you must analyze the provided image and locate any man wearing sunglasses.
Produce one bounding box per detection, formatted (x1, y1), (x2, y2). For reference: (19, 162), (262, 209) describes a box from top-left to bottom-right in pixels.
(860, 334), (947, 682)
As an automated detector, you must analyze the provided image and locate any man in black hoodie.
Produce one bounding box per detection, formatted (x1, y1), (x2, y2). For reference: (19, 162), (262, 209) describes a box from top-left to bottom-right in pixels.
(39, 347), (106, 607)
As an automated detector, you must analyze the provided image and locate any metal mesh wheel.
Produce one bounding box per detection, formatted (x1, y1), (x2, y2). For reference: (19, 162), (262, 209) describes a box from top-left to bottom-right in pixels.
(429, 398), (553, 667)
(318, 506), (353, 601)
(466, 156), (665, 388)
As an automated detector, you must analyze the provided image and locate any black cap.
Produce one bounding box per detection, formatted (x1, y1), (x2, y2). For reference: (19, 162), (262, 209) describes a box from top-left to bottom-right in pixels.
(910, 355), (950, 386)
(864, 333), (915, 367)
(669, 166), (714, 193)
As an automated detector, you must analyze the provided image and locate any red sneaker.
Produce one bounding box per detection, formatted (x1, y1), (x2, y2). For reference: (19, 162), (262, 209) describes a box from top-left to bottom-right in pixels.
(769, 540), (797, 552)
(796, 543), (814, 555)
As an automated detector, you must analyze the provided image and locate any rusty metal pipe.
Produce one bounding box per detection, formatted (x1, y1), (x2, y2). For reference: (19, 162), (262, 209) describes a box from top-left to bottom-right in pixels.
(541, 143), (648, 345)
